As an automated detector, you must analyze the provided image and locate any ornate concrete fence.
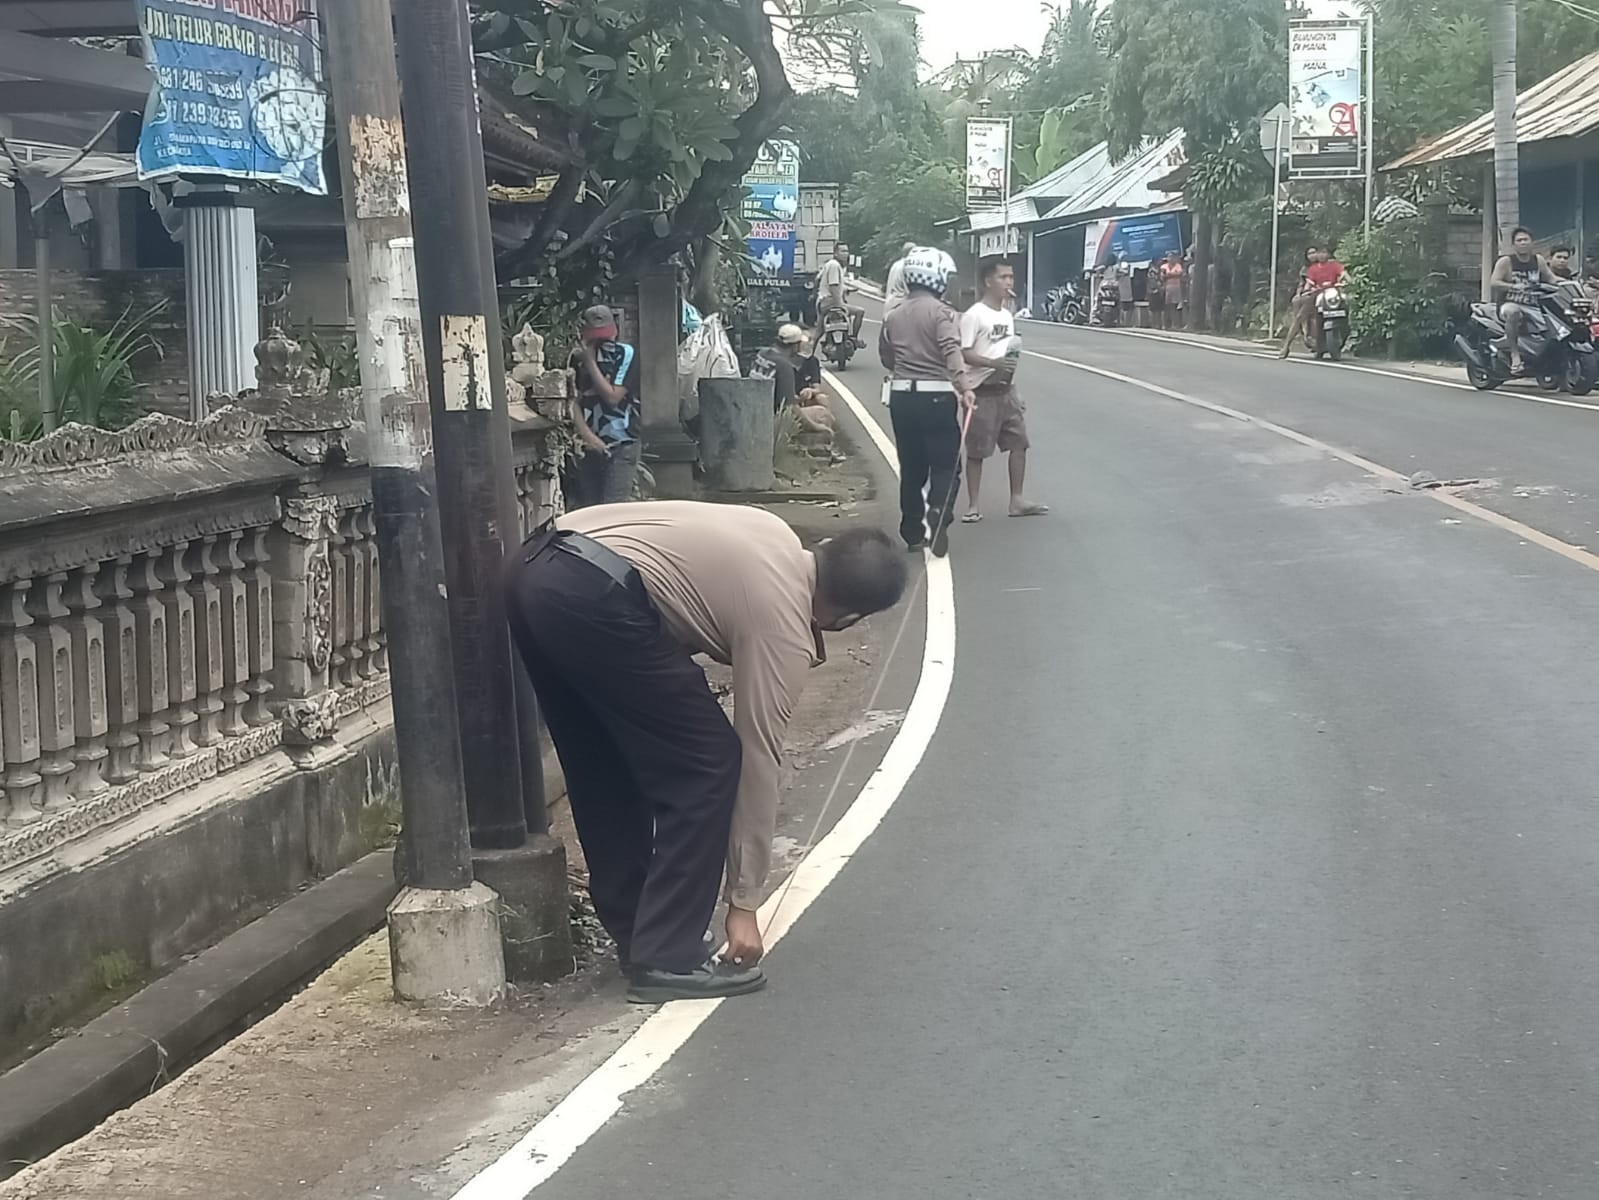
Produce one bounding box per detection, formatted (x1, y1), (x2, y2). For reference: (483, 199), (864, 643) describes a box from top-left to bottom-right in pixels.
(0, 332), (564, 887)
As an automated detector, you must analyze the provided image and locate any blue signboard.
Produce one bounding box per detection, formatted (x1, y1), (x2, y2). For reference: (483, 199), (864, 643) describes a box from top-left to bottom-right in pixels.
(742, 141), (800, 280)
(1087, 212), (1185, 267)
(137, 0), (328, 195)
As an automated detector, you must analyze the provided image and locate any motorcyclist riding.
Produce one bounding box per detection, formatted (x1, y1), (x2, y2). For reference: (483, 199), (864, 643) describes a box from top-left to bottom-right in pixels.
(1278, 246), (1349, 359)
(1491, 226), (1561, 375)
(817, 242), (866, 349)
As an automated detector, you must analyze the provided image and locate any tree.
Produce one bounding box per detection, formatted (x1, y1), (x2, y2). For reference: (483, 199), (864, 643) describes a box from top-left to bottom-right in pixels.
(1015, 0), (1109, 180)
(1490, 0), (1519, 242)
(1105, 0), (1285, 328)
(474, 0), (913, 302)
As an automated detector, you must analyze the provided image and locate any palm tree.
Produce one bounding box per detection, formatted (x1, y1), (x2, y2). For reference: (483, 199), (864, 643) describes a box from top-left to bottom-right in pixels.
(1490, 0), (1519, 244)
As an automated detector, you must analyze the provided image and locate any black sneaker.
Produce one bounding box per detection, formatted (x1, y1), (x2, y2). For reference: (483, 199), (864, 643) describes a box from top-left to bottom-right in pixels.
(627, 961), (767, 1004)
(930, 521), (951, 558)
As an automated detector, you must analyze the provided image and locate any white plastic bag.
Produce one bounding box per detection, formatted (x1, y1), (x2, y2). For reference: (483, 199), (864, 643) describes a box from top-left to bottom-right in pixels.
(677, 312), (739, 424)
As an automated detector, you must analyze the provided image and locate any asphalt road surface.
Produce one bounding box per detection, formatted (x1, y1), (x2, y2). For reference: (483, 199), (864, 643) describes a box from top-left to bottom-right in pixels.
(512, 319), (1599, 1199)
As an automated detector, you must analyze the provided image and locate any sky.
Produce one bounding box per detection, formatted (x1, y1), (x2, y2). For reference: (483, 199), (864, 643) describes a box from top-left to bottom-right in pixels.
(913, 0), (1058, 72)
(911, 0), (1364, 74)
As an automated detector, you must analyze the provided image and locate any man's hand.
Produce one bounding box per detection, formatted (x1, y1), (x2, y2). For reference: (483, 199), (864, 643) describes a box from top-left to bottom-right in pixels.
(959, 389), (978, 413)
(724, 906), (764, 966)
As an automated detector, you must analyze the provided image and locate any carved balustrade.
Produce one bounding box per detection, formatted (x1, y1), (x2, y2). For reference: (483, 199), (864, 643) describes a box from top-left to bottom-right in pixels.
(0, 334), (560, 880)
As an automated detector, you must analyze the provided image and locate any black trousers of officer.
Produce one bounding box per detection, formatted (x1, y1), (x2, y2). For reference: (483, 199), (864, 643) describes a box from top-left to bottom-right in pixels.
(505, 533), (741, 973)
(889, 387), (963, 547)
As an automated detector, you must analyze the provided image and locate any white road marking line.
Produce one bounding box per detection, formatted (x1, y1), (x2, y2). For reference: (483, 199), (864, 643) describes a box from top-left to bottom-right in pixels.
(1027, 349), (1599, 577)
(1023, 319), (1599, 414)
(449, 372), (957, 1200)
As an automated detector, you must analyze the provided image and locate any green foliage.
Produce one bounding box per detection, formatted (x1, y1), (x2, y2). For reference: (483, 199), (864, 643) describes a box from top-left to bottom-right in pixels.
(477, 0), (916, 290)
(844, 136), (964, 272)
(299, 326), (360, 392)
(0, 302), (166, 441)
(1105, 0), (1285, 178)
(1335, 220), (1453, 358)
(92, 951), (139, 994)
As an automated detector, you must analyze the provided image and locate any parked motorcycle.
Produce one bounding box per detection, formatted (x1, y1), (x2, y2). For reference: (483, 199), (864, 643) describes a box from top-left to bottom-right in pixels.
(1302, 285), (1351, 361)
(1456, 281), (1599, 395)
(1096, 279), (1122, 327)
(819, 307), (856, 371)
(1045, 280), (1088, 325)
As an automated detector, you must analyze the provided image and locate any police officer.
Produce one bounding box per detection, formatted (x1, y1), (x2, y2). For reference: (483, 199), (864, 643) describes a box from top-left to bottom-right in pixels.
(878, 248), (977, 557)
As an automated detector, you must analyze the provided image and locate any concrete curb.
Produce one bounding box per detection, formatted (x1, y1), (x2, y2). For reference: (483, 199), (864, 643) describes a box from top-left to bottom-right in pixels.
(0, 852), (397, 1178)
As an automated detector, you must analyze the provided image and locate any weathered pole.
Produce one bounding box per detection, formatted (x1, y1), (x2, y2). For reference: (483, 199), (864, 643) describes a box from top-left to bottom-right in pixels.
(322, 0), (505, 1006)
(389, 0), (571, 980)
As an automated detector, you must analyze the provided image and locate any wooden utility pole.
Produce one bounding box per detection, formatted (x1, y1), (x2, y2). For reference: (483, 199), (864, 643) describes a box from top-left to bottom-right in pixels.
(322, 0), (504, 1006)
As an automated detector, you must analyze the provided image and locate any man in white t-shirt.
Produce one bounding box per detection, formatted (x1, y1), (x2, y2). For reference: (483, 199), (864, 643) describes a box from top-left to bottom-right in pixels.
(817, 242), (865, 347)
(959, 259), (1048, 523)
(883, 241), (916, 316)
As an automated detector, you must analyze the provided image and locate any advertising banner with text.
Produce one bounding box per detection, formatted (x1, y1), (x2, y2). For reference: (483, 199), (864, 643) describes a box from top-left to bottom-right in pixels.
(1288, 20), (1363, 176)
(137, 0), (327, 194)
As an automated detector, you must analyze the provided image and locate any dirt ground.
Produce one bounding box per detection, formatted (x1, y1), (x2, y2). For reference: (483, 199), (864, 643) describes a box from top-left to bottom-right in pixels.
(0, 413), (915, 1200)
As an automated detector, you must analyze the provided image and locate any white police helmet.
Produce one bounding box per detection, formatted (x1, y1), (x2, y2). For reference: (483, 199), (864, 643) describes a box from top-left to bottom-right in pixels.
(902, 246), (954, 296)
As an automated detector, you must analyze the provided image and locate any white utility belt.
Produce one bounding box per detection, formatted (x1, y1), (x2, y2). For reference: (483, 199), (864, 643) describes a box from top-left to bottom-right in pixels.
(888, 380), (955, 394)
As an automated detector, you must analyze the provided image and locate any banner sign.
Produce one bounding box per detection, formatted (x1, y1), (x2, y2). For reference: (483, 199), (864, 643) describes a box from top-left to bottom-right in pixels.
(1084, 212), (1185, 268)
(137, 0), (328, 195)
(966, 118), (1011, 212)
(742, 140), (801, 277)
(1288, 20), (1363, 175)
(978, 226), (1021, 258)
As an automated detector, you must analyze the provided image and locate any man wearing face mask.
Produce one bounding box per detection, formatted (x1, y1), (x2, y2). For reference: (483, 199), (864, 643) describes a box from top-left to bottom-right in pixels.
(505, 502), (908, 1003)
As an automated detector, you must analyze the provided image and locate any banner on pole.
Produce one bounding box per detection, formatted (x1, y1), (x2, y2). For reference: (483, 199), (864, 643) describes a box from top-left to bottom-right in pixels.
(966, 118), (1011, 212)
(1288, 19), (1363, 177)
(136, 0), (328, 195)
(742, 139), (801, 277)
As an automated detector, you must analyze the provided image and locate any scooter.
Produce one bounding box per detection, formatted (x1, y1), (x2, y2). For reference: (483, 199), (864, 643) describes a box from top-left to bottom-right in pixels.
(1456, 281), (1599, 395)
(1045, 280), (1088, 325)
(1303, 285), (1350, 361)
(819, 308), (856, 371)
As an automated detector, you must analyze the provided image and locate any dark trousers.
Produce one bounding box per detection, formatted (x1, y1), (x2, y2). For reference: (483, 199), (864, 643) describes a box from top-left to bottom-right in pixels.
(889, 391), (963, 547)
(505, 538), (741, 972)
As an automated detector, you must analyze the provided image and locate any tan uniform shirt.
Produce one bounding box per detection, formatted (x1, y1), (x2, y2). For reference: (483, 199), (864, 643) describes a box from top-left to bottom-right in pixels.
(558, 501), (821, 909)
(879, 290), (976, 391)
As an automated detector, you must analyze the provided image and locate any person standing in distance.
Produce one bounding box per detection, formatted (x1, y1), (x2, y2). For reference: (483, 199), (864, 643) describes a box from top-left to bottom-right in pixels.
(960, 259), (1048, 523)
(879, 247), (977, 557)
(568, 304), (641, 507)
(883, 241), (917, 317)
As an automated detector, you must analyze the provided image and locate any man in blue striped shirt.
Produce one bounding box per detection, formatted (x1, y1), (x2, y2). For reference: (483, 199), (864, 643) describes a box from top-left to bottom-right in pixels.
(568, 305), (641, 508)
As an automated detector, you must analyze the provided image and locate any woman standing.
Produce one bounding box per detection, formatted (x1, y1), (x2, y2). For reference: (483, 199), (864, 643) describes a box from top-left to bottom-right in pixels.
(1159, 252), (1186, 331)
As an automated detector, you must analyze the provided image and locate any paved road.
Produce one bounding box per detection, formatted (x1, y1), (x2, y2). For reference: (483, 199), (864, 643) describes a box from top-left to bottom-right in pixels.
(510, 324), (1599, 1198)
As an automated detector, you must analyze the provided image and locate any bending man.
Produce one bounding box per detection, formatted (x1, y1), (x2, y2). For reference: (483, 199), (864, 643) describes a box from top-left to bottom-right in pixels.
(505, 502), (907, 1004)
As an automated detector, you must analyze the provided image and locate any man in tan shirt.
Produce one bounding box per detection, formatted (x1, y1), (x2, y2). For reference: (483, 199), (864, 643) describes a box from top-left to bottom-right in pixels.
(880, 247), (977, 557)
(505, 501), (907, 1004)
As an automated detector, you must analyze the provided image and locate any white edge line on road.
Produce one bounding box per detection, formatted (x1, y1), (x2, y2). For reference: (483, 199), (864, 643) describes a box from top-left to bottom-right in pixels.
(1028, 349), (1599, 577)
(1029, 318), (1599, 414)
(450, 372), (955, 1200)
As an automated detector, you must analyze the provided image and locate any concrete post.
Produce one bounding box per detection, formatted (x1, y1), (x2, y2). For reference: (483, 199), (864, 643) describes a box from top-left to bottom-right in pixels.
(637, 263), (697, 497)
(179, 187), (259, 419)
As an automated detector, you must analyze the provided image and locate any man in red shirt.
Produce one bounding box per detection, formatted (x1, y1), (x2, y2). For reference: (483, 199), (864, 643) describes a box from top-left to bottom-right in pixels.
(1278, 247), (1350, 358)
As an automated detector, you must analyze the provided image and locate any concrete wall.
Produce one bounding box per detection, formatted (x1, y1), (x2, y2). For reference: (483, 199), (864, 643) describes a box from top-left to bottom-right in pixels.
(0, 723), (398, 1065)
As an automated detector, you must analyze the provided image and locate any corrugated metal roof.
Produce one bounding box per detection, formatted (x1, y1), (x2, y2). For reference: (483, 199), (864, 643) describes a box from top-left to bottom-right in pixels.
(1042, 131), (1187, 219)
(1387, 48), (1599, 169)
(969, 132), (1185, 231)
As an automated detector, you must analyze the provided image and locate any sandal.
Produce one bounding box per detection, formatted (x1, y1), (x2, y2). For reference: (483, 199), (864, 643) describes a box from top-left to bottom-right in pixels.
(1009, 503), (1050, 518)
(960, 511), (983, 524)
